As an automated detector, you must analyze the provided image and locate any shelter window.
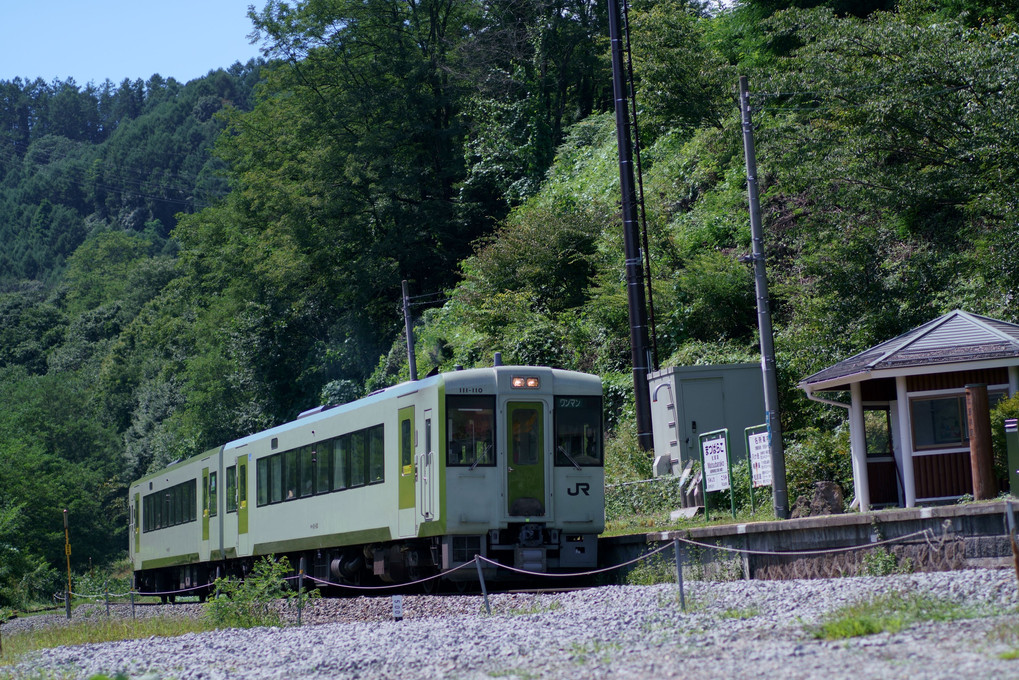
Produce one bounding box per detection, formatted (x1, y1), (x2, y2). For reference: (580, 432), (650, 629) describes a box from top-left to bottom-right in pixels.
(911, 396), (967, 450)
(864, 408), (893, 458)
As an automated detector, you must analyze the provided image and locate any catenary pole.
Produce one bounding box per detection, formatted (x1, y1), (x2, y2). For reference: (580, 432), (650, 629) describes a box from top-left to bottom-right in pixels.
(738, 76), (789, 519)
(402, 280), (418, 382)
(608, 0), (654, 451)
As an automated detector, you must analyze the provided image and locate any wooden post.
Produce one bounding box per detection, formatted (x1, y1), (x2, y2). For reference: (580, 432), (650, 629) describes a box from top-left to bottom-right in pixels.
(966, 384), (997, 500)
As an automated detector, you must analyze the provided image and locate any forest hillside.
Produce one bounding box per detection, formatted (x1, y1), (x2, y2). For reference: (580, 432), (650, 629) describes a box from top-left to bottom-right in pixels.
(2, 0), (1018, 607)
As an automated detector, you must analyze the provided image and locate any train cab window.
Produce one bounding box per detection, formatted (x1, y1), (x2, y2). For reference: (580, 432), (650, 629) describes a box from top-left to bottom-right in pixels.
(300, 446), (315, 498)
(208, 472), (218, 517)
(554, 396), (603, 467)
(226, 465), (237, 513)
(446, 396), (495, 467)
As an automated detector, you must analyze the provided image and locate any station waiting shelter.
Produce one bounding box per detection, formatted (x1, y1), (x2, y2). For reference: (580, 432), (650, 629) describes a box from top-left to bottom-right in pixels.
(798, 310), (1019, 511)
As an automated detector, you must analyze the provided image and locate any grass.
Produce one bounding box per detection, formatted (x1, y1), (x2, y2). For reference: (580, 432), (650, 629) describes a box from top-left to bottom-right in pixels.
(502, 600), (563, 616)
(0, 616), (212, 669)
(987, 618), (1019, 660)
(811, 590), (981, 640)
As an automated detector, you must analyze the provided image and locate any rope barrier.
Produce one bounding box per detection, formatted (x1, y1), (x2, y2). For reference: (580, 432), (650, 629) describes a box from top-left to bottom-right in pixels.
(56, 526), (946, 606)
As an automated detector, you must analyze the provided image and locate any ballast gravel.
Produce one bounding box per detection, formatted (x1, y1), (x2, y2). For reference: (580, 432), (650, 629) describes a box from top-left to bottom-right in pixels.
(5, 568), (1019, 679)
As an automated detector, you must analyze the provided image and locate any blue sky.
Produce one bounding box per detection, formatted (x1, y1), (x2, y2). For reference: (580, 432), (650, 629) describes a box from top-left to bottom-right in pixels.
(0, 1), (265, 85)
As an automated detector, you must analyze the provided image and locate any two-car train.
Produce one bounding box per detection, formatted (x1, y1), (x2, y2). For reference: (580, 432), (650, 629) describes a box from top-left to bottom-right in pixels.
(129, 364), (604, 597)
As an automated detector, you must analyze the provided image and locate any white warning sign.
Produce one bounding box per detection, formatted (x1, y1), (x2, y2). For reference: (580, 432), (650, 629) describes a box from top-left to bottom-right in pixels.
(748, 431), (772, 488)
(702, 436), (730, 492)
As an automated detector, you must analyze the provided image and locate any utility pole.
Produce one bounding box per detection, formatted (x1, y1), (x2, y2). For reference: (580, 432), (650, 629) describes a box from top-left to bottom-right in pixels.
(739, 76), (789, 519)
(402, 280), (418, 382)
(608, 0), (654, 451)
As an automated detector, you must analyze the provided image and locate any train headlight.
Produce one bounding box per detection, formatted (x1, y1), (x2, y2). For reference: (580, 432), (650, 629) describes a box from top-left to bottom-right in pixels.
(512, 376), (540, 389)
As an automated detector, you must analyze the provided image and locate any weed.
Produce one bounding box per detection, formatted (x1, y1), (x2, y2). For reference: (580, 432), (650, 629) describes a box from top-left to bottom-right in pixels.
(861, 547), (913, 577)
(204, 555), (314, 629)
(568, 639), (620, 665)
(625, 548), (676, 586)
(719, 606), (758, 620)
(811, 591), (979, 640)
(503, 600), (563, 616)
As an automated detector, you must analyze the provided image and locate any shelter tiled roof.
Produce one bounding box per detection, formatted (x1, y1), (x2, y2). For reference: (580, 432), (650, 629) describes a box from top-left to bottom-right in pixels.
(800, 310), (1019, 389)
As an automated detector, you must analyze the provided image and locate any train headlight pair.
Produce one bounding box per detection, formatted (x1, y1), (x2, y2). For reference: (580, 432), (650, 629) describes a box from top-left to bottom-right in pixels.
(511, 376), (540, 389)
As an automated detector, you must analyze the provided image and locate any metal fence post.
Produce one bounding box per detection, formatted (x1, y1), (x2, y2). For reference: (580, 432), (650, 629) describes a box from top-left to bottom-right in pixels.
(475, 558), (491, 615)
(674, 539), (686, 612)
(298, 556), (305, 626)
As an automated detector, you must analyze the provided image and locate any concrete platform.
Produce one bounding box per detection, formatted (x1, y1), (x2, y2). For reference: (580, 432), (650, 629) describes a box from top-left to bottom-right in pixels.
(600, 500), (1019, 580)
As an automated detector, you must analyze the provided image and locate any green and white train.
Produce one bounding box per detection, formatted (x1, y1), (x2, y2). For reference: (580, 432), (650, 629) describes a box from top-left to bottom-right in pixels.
(129, 364), (604, 597)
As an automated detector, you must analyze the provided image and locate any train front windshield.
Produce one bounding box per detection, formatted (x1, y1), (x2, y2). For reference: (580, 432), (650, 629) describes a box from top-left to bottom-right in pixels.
(447, 395), (496, 466)
(554, 396), (602, 466)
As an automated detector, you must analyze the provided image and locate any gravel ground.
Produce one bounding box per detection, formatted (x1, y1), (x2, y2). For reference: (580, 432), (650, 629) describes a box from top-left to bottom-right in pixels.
(4, 568), (1019, 679)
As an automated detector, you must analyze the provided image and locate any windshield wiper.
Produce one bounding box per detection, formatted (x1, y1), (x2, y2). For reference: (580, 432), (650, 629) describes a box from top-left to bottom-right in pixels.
(470, 444), (492, 471)
(558, 446), (582, 471)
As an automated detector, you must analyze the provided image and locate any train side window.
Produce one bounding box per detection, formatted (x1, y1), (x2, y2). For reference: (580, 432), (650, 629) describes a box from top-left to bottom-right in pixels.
(187, 479), (197, 523)
(226, 465), (237, 513)
(334, 436), (349, 491)
(315, 444), (332, 494)
(270, 454), (283, 504)
(350, 431), (366, 487)
(369, 425), (385, 483)
(285, 449), (298, 500)
(554, 395), (603, 467)
(446, 396), (495, 467)
(257, 458), (269, 506)
(300, 446), (315, 498)
(208, 472), (218, 517)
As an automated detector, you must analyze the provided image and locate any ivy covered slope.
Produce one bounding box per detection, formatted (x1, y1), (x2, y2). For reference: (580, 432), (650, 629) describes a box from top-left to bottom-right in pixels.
(3, 0), (1019, 607)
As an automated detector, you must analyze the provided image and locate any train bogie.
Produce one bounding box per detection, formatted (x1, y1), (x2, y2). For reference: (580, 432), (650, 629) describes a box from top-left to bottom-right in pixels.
(129, 365), (604, 594)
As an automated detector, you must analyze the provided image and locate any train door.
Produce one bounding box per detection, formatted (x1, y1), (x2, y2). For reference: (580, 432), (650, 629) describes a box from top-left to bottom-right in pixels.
(200, 466), (211, 561)
(506, 401), (547, 517)
(132, 492), (140, 554)
(398, 405), (417, 536)
(418, 409), (436, 522)
(236, 454), (250, 554)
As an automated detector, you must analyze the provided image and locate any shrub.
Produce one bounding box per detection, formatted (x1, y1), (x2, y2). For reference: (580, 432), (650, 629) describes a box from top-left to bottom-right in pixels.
(783, 425), (854, 505)
(204, 556), (306, 629)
